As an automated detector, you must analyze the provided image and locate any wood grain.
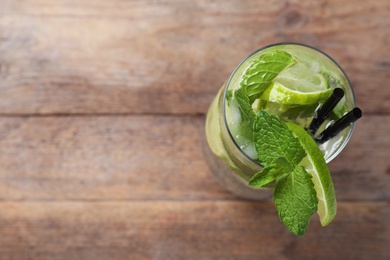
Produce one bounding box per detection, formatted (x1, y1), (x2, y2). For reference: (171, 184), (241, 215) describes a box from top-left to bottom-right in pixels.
(0, 115), (388, 201)
(0, 201), (388, 260)
(0, 1), (389, 259)
(0, 0), (389, 115)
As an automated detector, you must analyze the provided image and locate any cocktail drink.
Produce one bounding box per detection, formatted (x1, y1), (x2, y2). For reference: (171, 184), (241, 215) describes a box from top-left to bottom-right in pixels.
(204, 43), (361, 236)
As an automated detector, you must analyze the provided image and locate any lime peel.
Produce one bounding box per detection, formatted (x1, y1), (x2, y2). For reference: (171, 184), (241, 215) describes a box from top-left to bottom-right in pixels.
(261, 82), (332, 105)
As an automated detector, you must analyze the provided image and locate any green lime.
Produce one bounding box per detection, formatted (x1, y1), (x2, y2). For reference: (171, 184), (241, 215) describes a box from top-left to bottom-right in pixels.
(286, 122), (337, 226)
(260, 81), (332, 105)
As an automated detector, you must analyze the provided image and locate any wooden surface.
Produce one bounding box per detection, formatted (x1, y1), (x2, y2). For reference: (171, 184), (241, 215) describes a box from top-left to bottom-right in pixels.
(0, 0), (389, 259)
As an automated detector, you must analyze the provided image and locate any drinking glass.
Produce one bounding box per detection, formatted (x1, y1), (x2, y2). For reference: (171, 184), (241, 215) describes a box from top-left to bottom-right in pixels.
(203, 43), (356, 199)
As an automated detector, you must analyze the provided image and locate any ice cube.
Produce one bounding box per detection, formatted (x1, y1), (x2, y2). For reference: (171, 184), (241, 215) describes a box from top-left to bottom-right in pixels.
(240, 141), (258, 160)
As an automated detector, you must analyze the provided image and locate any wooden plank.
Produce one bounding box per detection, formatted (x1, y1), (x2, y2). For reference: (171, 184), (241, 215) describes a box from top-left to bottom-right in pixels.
(0, 0), (389, 115)
(0, 201), (388, 259)
(0, 115), (388, 201)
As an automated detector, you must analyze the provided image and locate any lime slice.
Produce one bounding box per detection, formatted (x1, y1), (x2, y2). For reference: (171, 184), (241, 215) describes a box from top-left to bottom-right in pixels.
(260, 81), (332, 105)
(286, 122), (337, 226)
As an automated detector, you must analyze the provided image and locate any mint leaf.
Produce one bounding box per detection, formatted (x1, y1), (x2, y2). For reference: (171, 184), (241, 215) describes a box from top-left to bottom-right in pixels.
(273, 165), (318, 236)
(249, 157), (293, 187)
(234, 87), (255, 124)
(270, 157), (294, 174)
(249, 165), (278, 187)
(231, 87), (255, 140)
(253, 110), (306, 166)
(241, 50), (295, 98)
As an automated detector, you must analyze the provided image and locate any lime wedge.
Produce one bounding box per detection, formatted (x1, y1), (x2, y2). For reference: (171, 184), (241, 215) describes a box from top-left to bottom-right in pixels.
(286, 122), (337, 226)
(260, 81), (332, 105)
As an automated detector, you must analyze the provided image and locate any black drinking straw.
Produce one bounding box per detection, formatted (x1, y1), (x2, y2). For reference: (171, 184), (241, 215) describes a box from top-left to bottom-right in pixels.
(309, 88), (345, 133)
(316, 107), (362, 144)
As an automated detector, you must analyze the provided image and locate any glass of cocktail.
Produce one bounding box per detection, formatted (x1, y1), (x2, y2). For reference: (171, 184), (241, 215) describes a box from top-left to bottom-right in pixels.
(203, 43), (361, 236)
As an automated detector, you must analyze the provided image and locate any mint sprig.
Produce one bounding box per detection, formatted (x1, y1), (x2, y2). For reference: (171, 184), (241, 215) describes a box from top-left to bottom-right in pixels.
(241, 51), (295, 98)
(250, 110), (317, 236)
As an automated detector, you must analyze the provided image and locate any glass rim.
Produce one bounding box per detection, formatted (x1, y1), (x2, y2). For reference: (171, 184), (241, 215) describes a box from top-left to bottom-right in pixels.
(222, 42), (356, 165)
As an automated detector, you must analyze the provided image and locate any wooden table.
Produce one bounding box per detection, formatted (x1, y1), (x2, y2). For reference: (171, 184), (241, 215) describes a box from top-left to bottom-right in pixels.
(0, 1), (389, 259)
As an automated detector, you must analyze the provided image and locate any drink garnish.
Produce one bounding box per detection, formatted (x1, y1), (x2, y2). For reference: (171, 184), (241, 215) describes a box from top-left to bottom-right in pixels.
(249, 111), (319, 236)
